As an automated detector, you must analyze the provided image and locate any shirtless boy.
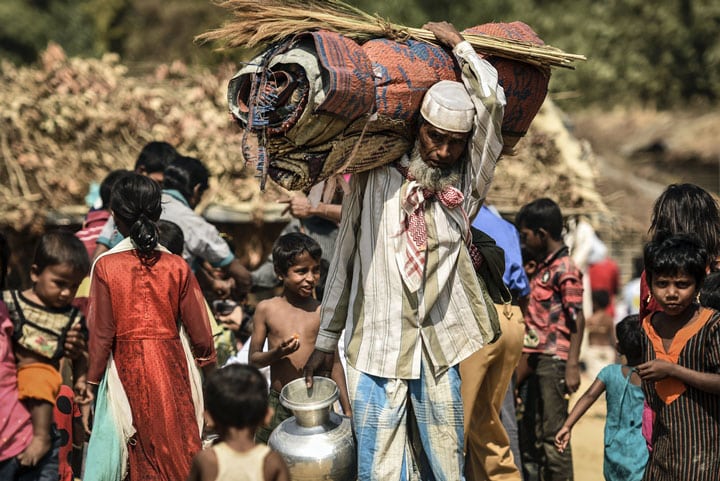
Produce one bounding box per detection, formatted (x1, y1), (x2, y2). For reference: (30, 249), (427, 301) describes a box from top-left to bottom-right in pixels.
(249, 233), (350, 444)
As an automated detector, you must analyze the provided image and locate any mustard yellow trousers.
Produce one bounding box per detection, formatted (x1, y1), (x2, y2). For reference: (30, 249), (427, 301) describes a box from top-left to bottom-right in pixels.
(460, 304), (525, 481)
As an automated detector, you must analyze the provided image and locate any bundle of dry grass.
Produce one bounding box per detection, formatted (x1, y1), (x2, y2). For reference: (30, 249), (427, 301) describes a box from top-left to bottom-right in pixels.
(196, 0), (586, 70)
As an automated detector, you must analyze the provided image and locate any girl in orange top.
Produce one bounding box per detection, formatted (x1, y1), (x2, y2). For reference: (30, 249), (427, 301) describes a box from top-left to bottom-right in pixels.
(638, 234), (720, 481)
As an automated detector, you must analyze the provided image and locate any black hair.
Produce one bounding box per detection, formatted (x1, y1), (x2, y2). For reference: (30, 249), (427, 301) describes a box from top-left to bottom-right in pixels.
(110, 173), (162, 256)
(649, 183), (720, 259)
(204, 364), (268, 430)
(134, 141), (179, 174)
(591, 290), (610, 310)
(631, 255), (644, 279)
(515, 198), (564, 240)
(615, 314), (641, 361)
(162, 156), (209, 205)
(272, 232), (322, 276)
(644, 234), (708, 288)
(33, 230), (90, 277)
(157, 220), (185, 256)
(699, 271), (720, 311)
(99, 169), (129, 209)
(0, 232), (9, 290)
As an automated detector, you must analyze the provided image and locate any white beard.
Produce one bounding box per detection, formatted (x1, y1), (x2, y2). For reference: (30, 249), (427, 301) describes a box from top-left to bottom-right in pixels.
(407, 142), (461, 192)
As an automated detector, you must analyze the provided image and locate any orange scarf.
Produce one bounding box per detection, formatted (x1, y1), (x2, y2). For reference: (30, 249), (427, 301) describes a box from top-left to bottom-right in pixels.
(642, 307), (712, 404)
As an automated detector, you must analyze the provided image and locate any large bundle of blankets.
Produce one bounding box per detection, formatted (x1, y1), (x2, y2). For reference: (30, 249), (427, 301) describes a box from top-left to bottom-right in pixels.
(229, 22), (549, 191)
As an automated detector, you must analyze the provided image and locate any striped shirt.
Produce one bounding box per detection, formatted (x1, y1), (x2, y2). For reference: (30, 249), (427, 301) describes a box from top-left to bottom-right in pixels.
(641, 308), (720, 480)
(315, 41), (505, 379)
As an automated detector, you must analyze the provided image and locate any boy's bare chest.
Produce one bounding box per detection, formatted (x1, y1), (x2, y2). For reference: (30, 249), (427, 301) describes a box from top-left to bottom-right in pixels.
(266, 307), (319, 341)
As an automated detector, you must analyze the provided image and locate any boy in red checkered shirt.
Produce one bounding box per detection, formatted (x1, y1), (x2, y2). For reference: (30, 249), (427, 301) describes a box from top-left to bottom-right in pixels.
(516, 198), (585, 481)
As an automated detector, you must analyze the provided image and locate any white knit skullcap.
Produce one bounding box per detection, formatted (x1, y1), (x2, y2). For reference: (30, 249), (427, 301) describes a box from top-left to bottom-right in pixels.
(420, 80), (475, 133)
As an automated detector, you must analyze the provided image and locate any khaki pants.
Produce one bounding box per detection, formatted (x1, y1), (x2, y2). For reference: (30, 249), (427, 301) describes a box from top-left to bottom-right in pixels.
(461, 304), (525, 481)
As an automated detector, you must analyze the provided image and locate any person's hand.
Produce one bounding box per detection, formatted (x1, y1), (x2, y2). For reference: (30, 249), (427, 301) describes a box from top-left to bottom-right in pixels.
(637, 359), (676, 381)
(64, 324), (87, 360)
(303, 349), (336, 388)
(80, 403), (92, 437)
(279, 194), (313, 219)
(554, 426), (571, 453)
(17, 434), (51, 466)
(215, 305), (244, 333)
(565, 362), (581, 394)
(422, 21), (464, 49)
(73, 379), (94, 405)
(211, 277), (235, 299)
(277, 334), (301, 358)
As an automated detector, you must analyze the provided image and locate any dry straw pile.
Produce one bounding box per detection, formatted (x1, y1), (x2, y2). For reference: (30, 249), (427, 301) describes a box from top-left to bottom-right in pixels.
(0, 44), (278, 232)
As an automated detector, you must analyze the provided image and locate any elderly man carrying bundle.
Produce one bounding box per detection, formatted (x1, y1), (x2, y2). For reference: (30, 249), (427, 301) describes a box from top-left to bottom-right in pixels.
(304, 21), (506, 481)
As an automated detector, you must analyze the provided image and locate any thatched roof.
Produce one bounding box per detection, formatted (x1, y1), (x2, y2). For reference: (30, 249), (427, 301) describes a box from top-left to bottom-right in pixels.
(0, 44), (608, 233)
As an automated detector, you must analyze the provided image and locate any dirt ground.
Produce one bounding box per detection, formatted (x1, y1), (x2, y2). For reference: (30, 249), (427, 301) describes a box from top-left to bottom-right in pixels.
(569, 373), (606, 481)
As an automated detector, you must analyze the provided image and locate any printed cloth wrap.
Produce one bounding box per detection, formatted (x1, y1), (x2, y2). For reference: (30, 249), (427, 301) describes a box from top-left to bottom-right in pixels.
(230, 24), (549, 191)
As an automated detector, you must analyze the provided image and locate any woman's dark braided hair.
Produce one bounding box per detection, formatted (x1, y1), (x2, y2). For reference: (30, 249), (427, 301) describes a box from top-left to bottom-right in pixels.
(110, 173), (162, 259)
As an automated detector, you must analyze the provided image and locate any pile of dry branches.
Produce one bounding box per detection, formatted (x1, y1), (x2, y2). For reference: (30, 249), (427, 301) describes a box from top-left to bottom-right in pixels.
(0, 43), (278, 232)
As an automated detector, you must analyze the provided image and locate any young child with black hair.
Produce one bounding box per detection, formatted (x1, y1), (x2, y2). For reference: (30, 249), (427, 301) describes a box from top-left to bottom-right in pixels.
(187, 364), (290, 481)
(515, 198), (585, 480)
(250, 232), (350, 444)
(638, 233), (720, 480)
(157, 218), (186, 257)
(134, 140), (179, 183)
(640, 183), (720, 320)
(1, 231), (58, 480)
(2, 231), (91, 468)
(555, 315), (647, 481)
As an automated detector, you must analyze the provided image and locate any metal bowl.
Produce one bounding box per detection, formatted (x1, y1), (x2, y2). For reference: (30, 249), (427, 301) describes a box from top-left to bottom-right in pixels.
(279, 376), (338, 427)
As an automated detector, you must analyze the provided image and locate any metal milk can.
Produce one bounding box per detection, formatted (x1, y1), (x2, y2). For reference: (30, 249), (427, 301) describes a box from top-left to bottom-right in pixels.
(268, 377), (356, 480)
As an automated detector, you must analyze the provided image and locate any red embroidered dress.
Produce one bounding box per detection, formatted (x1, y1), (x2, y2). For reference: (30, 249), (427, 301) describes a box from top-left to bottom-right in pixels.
(87, 249), (216, 481)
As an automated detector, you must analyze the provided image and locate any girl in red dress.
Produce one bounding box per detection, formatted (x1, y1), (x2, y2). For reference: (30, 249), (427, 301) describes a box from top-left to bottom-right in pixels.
(87, 173), (216, 480)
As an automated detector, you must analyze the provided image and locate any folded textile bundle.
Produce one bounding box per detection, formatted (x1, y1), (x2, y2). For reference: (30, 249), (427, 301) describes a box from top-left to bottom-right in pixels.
(231, 24), (550, 191)
(463, 23), (549, 153)
(363, 38), (459, 123)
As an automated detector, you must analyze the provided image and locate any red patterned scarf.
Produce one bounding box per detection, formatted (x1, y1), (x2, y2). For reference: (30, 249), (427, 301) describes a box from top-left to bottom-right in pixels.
(396, 164), (471, 290)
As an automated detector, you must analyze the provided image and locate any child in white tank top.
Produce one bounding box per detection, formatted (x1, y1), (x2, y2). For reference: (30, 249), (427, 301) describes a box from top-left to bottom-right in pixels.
(187, 365), (290, 481)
